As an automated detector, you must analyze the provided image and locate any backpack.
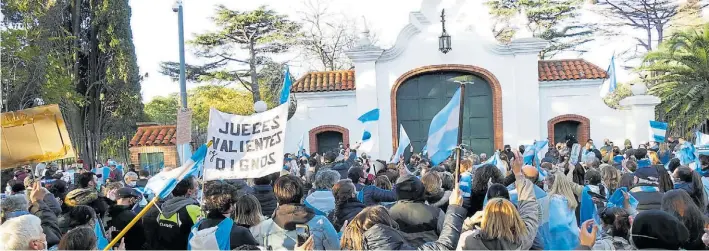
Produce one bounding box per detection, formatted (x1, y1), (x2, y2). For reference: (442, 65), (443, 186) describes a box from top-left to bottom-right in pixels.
(188, 218), (233, 250)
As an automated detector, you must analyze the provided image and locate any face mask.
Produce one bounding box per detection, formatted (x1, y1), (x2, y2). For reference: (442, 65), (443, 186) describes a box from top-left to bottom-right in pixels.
(127, 181), (136, 187)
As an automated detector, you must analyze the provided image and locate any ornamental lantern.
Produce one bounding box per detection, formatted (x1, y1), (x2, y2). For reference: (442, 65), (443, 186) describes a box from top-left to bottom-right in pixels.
(439, 9), (451, 54)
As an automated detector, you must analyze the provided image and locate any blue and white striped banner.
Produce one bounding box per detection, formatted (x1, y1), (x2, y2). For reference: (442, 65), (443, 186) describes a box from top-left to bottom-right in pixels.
(426, 87), (461, 165)
(358, 108), (380, 153)
(649, 120), (668, 142)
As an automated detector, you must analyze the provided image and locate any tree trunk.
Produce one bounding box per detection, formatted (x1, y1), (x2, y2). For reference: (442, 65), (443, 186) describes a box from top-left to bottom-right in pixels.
(248, 40), (261, 102)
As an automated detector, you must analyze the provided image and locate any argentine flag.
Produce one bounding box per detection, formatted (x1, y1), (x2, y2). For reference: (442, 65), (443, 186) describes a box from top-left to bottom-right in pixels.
(696, 131), (709, 147)
(426, 87), (462, 165)
(279, 66), (293, 104)
(358, 108), (380, 153)
(297, 133), (310, 158)
(599, 55), (617, 98)
(474, 151), (507, 175)
(649, 120), (668, 142)
(534, 140), (549, 179)
(390, 125), (411, 163)
(522, 144), (535, 165)
(145, 142), (208, 199)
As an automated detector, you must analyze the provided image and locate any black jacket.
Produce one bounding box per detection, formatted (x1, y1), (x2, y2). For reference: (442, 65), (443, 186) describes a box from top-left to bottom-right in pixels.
(329, 199), (366, 230)
(323, 151), (357, 180)
(29, 199), (62, 247)
(197, 212), (259, 250)
(630, 186), (663, 213)
(364, 205), (467, 250)
(253, 184), (277, 217)
(361, 185), (397, 206)
(388, 200), (446, 246)
(108, 204), (146, 250)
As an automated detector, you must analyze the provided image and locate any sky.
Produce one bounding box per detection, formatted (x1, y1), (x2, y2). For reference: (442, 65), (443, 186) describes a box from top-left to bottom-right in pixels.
(129, 0), (708, 103)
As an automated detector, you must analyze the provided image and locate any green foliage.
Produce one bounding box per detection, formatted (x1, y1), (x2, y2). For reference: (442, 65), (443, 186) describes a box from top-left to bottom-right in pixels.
(603, 82), (632, 108)
(486, 0), (595, 59)
(160, 5), (300, 101)
(144, 86), (255, 130)
(641, 24), (709, 137)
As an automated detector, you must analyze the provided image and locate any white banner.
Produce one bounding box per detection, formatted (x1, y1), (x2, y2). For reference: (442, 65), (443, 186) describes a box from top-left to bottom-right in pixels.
(204, 104), (288, 180)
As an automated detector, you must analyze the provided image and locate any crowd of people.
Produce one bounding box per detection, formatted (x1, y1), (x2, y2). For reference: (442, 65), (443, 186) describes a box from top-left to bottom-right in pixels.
(1, 135), (709, 250)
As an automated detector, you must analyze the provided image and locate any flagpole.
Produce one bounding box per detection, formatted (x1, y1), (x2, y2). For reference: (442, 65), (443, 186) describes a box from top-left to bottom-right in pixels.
(454, 83), (466, 185)
(103, 140), (213, 251)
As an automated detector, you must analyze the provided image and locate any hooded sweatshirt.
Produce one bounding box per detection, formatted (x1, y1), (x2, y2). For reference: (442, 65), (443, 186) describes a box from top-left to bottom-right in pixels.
(152, 196), (201, 250)
(389, 175), (445, 246)
(250, 204), (339, 250)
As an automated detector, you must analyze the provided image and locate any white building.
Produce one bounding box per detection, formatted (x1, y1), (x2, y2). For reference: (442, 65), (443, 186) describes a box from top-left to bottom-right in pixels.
(285, 0), (660, 160)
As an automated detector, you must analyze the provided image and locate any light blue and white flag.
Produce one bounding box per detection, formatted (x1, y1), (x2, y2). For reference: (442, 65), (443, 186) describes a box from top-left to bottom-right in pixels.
(426, 87), (462, 165)
(599, 55), (617, 98)
(279, 66), (293, 104)
(534, 140), (550, 179)
(696, 131), (709, 147)
(95, 219), (109, 250)
(145, 142), (208, 199)
(474, 151), (507, 174)
(297, 133), (309, 158)
(522, 144), (535, 165)
(649, 120), (668, 142)
(422, 144), (428, 155)
(390, 125), (411, 163)
(358, 108), (380, 153)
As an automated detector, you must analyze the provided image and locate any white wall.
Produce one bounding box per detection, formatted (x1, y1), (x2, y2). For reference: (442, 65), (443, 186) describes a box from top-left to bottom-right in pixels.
(539, 80), (628, 145)
(285, 92), (359, 154)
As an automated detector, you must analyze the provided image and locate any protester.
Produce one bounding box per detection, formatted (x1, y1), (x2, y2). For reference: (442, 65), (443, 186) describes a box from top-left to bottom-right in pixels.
(387, 174), (445, 246)
(123, 171), (138, 188)
(374, 175), (392, 190)
(0, 215), (49, 250)
(457, 165), (539, 250)
(485, 183), (510, 200)
(144, 176), (200, 250)
(654, 164), (674, 193)
(591, 207), (633, 250)
(600, 164), (621, 194)
(23, 176), (62, 216)
(251, 175), (340, 250)
(339, 188), (466, 250)
(136, 170), (149, 188)
(189, 182), (258, 250)
(58, 205), (96, 235)
(661, 189), (706, 250)
(673, 166), (707, 211)
(253, 174), (277, 217)
(58, 227), (97, 250)
(631, 210), (689, 249)
(233, 194), (264, 228)
(304, 169), (340, 216)
(422, 172), (450, 212)
(323, 147), (357, 180)
(328, 179), (365, 230)
(108, 163), (123, 183)
(347, 166), (366, 191)
(469, 163), (504, 214)
(630, 165), (664, 213)
(107, 187), (145, 250)
(65, 172), (109, 218)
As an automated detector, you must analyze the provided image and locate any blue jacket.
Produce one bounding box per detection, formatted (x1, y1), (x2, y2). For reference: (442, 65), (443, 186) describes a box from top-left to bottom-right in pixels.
(304, 190), (335, 216)
(358, 185), (397, 206)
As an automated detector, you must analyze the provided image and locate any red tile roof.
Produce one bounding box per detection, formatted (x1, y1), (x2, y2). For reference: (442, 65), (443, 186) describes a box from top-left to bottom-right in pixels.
(291, 59), (607, 92)
(129, 125), (177, 147)
(538, 59), (608, 81)
(292, 70), (355, 93)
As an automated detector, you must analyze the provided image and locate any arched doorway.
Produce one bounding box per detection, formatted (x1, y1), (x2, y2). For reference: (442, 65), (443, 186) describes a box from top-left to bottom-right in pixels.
(547, 114), (590, 145)
(391, 65), (503, 155)
(309, 125), (350, 154)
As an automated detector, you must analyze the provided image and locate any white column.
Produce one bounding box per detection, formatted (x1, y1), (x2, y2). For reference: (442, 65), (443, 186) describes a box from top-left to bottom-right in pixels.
(508, 37), (548, 145)
(346, 31), (384, 159)
(619, 84), (661, 145)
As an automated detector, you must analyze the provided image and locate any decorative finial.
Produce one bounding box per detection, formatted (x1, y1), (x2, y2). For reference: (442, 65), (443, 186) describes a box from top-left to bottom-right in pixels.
(356, 16), (372, 48)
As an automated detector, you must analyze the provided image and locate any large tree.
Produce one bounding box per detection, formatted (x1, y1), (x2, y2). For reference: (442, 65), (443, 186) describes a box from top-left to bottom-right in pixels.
(642, 24), (709, 137)
(1, 0), (144, 165)
(487, 0), (596, 59)
(160, 5), (300, 102)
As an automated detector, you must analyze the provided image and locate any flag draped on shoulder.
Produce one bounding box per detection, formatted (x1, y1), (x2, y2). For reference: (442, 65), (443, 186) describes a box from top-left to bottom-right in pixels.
(358, 108), (380, 153)
(649, 120), (668, 142)
(696, 131), (709, 147)
(390, 125), (411, 163)
(146, 142), (208, 199)
(426, 87), (461, 165)
(599, 55), (617, 98)
(279, 66), (292, 104)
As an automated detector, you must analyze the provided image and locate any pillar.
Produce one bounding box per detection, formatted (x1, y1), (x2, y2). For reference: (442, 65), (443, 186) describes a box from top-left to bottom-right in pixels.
(619, 84), (661, 145)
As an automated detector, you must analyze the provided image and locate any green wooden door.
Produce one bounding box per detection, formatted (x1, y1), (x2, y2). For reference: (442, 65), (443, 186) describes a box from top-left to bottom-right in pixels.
(396, 72), (494, 155)
(554, 121), (580, 145)
(317, 131), (343, 155)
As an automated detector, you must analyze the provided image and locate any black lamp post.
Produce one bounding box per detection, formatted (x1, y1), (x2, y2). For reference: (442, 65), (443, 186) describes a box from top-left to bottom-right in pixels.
(439, 9), (452, 54)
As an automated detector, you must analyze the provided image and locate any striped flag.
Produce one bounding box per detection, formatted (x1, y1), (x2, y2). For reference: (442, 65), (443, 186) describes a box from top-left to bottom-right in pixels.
(426, 87), (461, 165)
(390, 125), (411, 163)
(358, 108), (380, 153)
(297, 133), (309, 158)
(599, 55), (617, 98)
(649, 120), (668, 142)
(279, 66), (293, 104)
(474, 151), (507, 175)
(145, 142), (208, 199)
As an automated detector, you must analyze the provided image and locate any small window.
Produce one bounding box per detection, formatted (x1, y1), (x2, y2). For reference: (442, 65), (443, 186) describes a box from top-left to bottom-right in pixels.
(139, 152), (164, 175)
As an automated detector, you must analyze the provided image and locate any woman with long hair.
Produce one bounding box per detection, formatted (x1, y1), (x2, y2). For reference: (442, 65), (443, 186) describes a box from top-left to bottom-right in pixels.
(673, 166), (707, 211)
(661, 189), (706, 250)
(658, 142), (671, 165)
(329, 179), (366, 230)
(600, 164), (621, 194)
(469, 164), (504, 214)
(232, 194), (263, 228)
(654, 164), (674, 193)
(374, 175), (392, 190)
(58, 227), (97, 250)
(422, 172), (450, 212)
(458, 171), (539, 250)
(339, 189), (466, 250)
(543, 171), (580, 249)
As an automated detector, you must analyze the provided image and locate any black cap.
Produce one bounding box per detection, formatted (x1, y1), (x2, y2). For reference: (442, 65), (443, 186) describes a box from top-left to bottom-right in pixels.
(116, 187), (140, 198)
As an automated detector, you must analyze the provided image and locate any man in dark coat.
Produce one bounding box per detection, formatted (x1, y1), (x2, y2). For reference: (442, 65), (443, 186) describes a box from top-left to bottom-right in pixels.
(107, 188), (146, 250)
(322, 149), (357, 180)
(253, 175), (277, 217)
(388, 175), (445, 246)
